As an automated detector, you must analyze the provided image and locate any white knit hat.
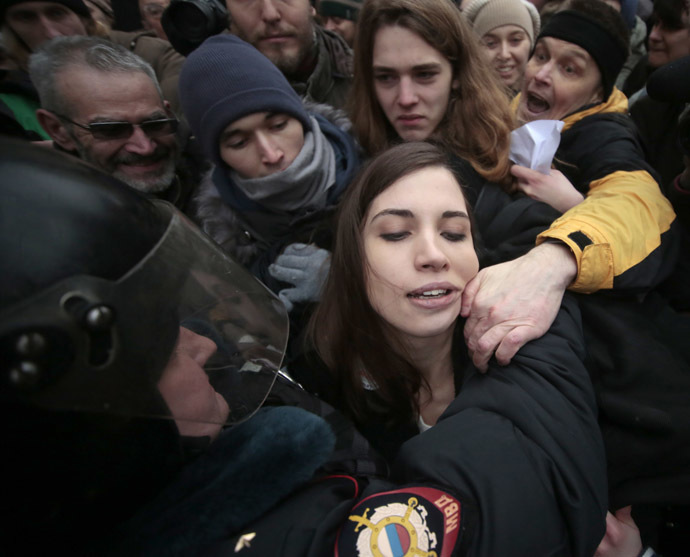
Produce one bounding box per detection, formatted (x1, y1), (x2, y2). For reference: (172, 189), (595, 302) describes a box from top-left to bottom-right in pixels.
(463, 0), (541, 45)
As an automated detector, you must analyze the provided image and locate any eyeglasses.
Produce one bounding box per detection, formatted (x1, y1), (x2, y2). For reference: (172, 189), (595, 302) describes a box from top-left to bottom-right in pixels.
(55, 114), (178, 140)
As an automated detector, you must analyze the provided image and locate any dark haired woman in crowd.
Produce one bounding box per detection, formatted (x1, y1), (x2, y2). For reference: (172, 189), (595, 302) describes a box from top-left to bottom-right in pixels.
(308, 141), (607, 556)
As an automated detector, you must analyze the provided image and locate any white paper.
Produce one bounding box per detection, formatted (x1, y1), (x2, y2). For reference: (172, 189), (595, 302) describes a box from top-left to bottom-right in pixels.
(509, 120), (564, 174)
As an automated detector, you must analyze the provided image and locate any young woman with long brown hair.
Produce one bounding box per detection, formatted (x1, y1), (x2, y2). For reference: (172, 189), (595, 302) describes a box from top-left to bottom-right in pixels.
(349, 0), (515, 187)
(305, 141), (608, 555)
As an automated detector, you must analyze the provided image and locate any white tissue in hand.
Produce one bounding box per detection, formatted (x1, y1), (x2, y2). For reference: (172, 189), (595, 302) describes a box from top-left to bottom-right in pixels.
(509, 120), (564, 174)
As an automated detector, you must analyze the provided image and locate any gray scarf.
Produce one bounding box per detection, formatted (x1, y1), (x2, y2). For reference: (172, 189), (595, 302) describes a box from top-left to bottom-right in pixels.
(229, 115), (336, 212)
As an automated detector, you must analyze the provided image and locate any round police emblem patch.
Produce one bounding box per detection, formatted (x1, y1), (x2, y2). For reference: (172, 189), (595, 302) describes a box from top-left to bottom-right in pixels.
(336, 487), (462, 557)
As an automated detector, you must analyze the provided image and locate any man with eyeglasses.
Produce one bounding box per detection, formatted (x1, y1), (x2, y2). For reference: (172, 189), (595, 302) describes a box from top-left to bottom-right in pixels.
(28, 35), (199, 211)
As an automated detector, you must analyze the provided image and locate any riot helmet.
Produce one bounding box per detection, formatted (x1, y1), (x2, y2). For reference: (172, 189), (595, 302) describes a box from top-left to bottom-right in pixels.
(0, 137), (288, 551)
(1, 137), (288, 426)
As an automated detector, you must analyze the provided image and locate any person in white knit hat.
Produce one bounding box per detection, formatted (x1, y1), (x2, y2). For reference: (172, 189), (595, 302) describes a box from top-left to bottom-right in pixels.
(463, 0), (540, 95)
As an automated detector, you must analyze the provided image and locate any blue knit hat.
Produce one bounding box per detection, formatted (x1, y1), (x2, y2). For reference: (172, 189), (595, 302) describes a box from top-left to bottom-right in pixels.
(178, 34), (312, 167)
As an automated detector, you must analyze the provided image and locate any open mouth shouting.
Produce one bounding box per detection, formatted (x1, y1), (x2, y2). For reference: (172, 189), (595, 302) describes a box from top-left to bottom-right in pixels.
(525, 91), (551, 116)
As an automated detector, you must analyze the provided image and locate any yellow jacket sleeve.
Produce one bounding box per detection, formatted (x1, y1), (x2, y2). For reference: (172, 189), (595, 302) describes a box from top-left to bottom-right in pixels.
(536, 170), (677, 292)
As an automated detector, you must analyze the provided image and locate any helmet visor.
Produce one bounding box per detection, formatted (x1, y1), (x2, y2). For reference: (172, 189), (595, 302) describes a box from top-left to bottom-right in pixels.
(1, 206), (288, 433)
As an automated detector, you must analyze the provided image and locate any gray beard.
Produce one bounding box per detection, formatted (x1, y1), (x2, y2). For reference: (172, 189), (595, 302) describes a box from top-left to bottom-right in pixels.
(74, 142), (178, 194)
(111, 156), (177, 193)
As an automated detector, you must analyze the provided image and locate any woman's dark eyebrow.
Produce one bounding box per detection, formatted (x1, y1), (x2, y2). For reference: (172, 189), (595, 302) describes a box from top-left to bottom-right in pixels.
(373, 62), (442, 73)
(371, 209), (469, 222)
(371, 208), (413, 221)
(442, 211), (469, 219)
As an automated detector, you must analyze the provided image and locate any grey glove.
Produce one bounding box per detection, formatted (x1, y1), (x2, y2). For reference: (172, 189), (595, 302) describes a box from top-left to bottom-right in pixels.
(268, 243), (331, 312)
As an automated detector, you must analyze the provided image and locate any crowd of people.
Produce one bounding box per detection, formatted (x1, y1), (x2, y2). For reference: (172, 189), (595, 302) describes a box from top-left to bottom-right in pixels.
(1, 0), (689, 555)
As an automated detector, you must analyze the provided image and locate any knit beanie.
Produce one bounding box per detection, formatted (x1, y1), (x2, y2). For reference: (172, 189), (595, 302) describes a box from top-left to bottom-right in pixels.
(538, 9), (628, 98)
(318, 0), (362, 21)
(463, 0), (540, 46)
(178, 34), (312, 168)
(0, 0), (90, 23)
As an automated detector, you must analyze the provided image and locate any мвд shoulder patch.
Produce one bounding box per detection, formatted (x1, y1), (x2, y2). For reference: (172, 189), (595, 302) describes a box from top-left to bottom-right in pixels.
(336, 486), (463, 557)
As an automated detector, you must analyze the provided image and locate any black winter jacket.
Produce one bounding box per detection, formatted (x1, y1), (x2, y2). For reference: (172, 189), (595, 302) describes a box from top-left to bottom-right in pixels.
(193, 298), (606, 557)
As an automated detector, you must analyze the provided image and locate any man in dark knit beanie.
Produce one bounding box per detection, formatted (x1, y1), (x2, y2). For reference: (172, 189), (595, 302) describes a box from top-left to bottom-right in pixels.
(178, 34), (311, 172)
(178, 33), (361, 315)
(225, 0), (352, 110)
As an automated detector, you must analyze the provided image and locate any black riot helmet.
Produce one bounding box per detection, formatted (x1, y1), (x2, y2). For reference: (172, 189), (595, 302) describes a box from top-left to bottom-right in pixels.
(1, 136), (288, 422)
(0, 137), (288, 551)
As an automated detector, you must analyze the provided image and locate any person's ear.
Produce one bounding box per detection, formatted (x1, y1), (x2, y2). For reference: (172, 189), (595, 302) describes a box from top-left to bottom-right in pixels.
(36, 109), (78, 151)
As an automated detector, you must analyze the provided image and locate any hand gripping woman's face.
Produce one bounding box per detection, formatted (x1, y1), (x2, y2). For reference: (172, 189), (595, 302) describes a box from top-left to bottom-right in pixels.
(363, 166), (479, 344)
(219, 112), (305, 179)
(372, 25), (458, 142)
